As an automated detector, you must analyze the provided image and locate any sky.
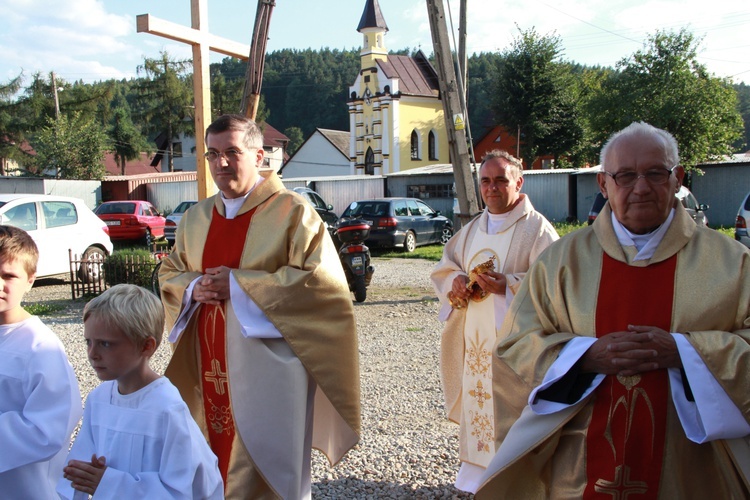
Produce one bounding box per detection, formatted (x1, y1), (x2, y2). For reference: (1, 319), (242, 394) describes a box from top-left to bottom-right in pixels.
(1, 0), (749, 87)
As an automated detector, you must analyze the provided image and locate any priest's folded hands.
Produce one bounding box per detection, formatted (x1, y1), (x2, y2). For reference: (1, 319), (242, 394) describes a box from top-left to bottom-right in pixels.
(580, 325), (683, 376)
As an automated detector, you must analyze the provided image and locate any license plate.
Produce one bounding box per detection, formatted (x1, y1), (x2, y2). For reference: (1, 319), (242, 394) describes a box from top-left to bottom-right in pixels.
(105, 220), (121, 226)
(352, 256), (363, 266)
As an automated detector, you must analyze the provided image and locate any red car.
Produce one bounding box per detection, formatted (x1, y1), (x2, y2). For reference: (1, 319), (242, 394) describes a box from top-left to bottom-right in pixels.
(95, 200), (166, 246)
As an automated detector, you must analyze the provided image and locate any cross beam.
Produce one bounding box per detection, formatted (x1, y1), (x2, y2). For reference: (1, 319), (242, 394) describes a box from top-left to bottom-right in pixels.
(136, 0), (250, 200)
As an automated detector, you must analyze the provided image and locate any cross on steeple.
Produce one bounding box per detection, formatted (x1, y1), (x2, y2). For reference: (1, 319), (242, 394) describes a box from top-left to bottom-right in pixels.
(136, 0), (250, 200)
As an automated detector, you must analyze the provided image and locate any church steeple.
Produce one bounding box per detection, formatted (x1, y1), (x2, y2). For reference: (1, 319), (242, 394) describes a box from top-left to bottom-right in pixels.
(357, 0), (388, 63)
(357, 0), (388, 32)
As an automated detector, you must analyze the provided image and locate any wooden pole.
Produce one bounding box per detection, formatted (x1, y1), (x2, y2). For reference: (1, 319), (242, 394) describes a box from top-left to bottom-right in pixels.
(137, 4), (250, 200)
(425, 0), (480, 224)
(190, 0), (213, 197)
(241, 0), (275, 120)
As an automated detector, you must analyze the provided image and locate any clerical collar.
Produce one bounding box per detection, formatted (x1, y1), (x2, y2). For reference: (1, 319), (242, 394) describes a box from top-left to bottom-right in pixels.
(611, 208), (675, 261)
(486, 211), (511, 234)
(221, 176), (265, 219)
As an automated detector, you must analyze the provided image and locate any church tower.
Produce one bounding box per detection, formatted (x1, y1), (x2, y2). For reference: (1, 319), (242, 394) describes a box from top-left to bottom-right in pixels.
(348, 0), (448, 176)
(358, 0), (388, 67)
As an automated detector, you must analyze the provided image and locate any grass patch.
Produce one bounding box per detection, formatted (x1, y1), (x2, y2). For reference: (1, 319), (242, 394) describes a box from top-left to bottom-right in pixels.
(372, 244), (445, 261)
(24, 303), (66, 316)
(712, 226), (735, 238)
(553, 221), (587, 237)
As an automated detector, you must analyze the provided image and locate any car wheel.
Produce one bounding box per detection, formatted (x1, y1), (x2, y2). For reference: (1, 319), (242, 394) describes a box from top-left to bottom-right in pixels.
(440, 226), (453, 245)
(403, 231), (417, 253)
(79, 246), (106, 284)
(353, 275), (367, 303)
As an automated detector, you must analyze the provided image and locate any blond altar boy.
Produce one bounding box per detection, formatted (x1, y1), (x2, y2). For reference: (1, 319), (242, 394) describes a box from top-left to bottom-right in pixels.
(57, 284), (222, 499)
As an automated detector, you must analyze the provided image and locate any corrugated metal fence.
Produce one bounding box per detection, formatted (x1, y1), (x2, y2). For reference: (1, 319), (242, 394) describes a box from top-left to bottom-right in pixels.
(4, 163), (748, 225)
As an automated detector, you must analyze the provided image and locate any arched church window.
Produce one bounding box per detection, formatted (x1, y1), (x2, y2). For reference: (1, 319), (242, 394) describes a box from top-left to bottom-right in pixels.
(365, 147), (375, 175)
(410, 130), (421, 160)
(428, 130), (438, 160)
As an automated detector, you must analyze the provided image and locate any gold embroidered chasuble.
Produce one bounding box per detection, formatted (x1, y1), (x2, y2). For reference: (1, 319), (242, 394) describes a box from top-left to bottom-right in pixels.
(476, 202), (750, 499)
(160, 171), (360, 499)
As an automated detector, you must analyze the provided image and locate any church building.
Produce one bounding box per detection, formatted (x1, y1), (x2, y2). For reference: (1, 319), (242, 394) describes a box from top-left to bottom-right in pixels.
(348, 0), (449, 176)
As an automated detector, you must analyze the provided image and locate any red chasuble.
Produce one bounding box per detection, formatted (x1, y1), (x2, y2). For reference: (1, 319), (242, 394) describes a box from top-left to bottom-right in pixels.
(584, 253), (677, 499)
(198, 206), (255, 484)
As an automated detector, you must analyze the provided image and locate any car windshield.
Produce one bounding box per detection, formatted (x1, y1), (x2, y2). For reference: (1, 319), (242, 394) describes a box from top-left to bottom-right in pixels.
(174, 201), (196, 213)
(344, 201), (389, 217)
(96, 203), (135, 215)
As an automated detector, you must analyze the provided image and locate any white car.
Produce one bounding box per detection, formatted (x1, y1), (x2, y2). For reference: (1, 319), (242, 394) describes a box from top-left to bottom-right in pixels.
(164, 200), (197, 246)
(736, 190), (750, 248)
(0, 194), (114, 281)
(676, 186), (709, 227)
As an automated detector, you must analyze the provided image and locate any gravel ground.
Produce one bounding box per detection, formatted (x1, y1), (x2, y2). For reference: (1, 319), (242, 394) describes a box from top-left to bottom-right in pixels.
(25, 257), (472, 499)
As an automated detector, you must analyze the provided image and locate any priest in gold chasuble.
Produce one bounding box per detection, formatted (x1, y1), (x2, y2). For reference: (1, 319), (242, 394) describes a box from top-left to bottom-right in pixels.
(476, 122), (750, 499)
(159, 115), (360, 500)
(431, 150), (558, 493)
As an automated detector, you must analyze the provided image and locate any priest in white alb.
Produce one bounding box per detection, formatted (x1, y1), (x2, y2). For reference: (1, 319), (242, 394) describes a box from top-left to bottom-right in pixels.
(430, 150), (558, 493)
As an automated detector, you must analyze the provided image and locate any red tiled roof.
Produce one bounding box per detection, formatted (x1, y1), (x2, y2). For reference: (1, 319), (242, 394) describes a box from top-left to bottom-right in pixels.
(103, 152), (160, 176)
(377, 51), (439, 97)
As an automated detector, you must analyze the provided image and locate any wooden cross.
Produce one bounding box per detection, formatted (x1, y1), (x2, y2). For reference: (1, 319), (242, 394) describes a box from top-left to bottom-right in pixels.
(136, 0), (250, 200)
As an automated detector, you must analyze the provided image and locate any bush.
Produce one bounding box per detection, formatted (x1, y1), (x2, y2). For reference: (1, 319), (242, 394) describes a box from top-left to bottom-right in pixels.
(103, 248), (158, 288)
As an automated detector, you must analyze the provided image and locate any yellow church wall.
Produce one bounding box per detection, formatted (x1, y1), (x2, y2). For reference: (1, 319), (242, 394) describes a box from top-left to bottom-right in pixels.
(396, 97), (450, 170)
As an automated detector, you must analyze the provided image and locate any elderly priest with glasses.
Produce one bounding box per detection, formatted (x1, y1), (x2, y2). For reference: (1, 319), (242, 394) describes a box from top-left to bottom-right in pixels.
(158, 114), (360, 499)
(475, 121), (750, 498)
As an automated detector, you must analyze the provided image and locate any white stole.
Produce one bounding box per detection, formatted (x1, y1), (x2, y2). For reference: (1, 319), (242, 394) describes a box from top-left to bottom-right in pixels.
(459, 221), (515, 469)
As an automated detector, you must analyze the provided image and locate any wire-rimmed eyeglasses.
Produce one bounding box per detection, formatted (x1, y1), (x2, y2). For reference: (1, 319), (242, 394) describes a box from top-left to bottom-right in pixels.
(204, 148), (245, 162)
(602, 166), (677, 188)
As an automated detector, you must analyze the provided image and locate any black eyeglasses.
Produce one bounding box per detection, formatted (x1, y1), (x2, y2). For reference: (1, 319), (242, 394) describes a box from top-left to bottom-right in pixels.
(602, 166), (676, 188)
(204, 148), (245, 162)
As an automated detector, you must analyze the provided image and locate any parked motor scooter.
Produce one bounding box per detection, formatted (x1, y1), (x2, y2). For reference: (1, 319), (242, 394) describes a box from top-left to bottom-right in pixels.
(334, 219), (375, 302)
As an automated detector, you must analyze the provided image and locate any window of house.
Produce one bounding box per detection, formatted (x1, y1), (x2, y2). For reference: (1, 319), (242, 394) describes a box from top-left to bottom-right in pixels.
(172, 142), (183, 158)
(428, 130), (438, 160)
(365, 147), (375, 175)
(410, 130), (420, 160)
(407, 184), (454, 200)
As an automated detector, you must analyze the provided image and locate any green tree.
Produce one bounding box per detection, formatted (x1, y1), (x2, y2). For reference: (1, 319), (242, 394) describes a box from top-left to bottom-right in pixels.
(0, 74), (25, 174)
(466, 52), (502, 131)
(33, 113), (108, 179)
(492, 27), (585, 168)
(109, 107), (150, 175)
(283, 126), (304, 156)
(136, 51), (193, 172)
(586, 29), (743, 168)
(733, 82), (750, 152)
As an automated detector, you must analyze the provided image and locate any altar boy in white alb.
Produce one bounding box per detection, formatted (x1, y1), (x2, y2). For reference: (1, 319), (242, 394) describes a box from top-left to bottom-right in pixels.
(57, 284), (223, 499)
(0, 225), (82, 498)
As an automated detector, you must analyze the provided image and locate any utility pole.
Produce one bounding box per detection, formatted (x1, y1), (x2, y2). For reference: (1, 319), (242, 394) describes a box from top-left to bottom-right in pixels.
(51, 72), (60, 120)
(241, 0), (275, 120)
(458, 0), (467, 103)
(425, 0), (480, 224)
